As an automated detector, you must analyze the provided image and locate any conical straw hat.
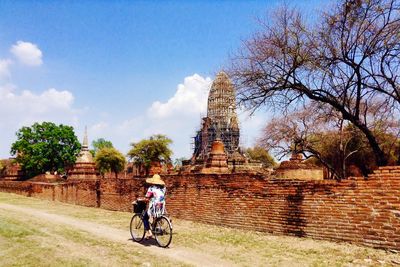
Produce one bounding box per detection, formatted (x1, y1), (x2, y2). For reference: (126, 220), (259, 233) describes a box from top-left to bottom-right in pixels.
(145, 174), (165, 185)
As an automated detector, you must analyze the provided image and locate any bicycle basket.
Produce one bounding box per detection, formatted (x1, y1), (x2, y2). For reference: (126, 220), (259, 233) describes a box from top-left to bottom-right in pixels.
(133, 200), (146, 213)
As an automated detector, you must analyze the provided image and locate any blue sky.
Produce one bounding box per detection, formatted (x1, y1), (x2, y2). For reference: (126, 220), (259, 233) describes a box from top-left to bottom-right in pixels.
(0, 0), (327, 160)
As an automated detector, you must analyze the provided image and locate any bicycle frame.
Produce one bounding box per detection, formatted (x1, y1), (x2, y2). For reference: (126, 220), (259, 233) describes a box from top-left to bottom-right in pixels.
(130, 201), (173, 247)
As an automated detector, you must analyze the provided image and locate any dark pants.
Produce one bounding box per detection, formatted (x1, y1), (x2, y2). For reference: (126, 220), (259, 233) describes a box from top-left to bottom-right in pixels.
(143, 212), (150, 230)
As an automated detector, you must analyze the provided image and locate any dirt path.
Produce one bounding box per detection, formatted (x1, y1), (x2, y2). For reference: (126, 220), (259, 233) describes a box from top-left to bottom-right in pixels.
(0, 203), (237, 267)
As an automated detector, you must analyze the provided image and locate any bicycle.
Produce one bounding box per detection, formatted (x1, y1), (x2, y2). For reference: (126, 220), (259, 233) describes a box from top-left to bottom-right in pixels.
(130, 199), (173, 248)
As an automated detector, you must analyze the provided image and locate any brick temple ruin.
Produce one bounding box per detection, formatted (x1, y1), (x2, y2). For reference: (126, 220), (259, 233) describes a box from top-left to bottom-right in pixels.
(182, 71), (263, 174)
(180, 71), (322, 178)
(193, 71), (240, 159)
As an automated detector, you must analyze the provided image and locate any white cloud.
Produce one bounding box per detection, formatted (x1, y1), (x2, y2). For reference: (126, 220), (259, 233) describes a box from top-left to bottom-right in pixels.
(90, 122), (109, 132)
(0, 87), (74, 116)
(148, 74), (212, 119)
(145, 74), (212, 157)
(10, 41), (43, 66)
(118, 116), (144, 132)
(237, 109), (270, 148)
(0, 85), (80, 158)
(0, 59), (12, 80)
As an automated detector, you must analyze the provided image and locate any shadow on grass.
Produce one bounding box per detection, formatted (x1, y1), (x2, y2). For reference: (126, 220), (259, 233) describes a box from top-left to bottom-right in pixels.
(128, 237), (160, 247)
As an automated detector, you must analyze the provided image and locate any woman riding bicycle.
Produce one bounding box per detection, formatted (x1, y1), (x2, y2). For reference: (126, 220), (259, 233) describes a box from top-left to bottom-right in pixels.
(142, 174), (166, 239)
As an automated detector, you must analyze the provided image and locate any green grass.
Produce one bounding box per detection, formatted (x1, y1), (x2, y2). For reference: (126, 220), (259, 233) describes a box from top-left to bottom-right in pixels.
(0, 216), (40, 238)
(0, 192), (399, 267)
(0, 211), (91, 267)
(0, 202), (186, 266)
(159, 211), (400, 266)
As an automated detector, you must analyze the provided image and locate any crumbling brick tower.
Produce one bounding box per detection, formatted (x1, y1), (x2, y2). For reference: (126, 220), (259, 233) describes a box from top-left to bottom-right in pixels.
(193, 71), (240, 161)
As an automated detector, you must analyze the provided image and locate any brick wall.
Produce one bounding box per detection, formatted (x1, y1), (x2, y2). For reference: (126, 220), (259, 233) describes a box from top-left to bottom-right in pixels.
(99, 178), (145, 211)
(0, 181), (32, 196)
(163, 171), (400, 250)
(0, 180), (99, 207)
(0, 166), (399, 250)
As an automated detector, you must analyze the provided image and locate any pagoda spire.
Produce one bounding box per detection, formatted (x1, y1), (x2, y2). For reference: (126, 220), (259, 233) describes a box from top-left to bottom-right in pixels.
(76, 126), (93, 163)
(69, 125), (98, 179)
(82, 126), (89, 150)
(207, 71), (237, 127)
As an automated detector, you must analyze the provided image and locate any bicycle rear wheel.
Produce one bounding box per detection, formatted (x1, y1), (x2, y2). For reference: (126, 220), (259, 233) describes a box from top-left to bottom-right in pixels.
(130, 214), (145, 242)
(154, 216), (172, 248)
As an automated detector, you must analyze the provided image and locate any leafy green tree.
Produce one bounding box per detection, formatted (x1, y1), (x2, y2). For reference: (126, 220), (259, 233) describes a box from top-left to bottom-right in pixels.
(10, 122), (81, 178)
(246, 146), (277, 168)
(127, 134), (172, 176)
(94, 147), (126, 178)
(90, 138), (113, 157)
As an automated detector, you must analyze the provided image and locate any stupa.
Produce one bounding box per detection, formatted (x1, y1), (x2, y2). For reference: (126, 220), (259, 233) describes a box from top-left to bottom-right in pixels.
(200, 138), (229, 174)
(68, 127), (99, 180)
(274, 151), (323, 180)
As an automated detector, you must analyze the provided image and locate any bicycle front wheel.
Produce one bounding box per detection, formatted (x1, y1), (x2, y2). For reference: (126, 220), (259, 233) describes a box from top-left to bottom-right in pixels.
(154, 216), (172, 248)
(130, 214), (145, 242)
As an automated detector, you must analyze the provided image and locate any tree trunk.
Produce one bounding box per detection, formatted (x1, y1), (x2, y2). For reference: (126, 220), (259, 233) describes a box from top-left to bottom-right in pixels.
(352, 121), (388, 166)
(301, 88), (388, 167)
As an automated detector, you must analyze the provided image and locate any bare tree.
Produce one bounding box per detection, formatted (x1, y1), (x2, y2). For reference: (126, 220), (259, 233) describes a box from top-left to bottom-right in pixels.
(259, 104), (359, 179)
(230, 0), (400, 166)
(259, 100), (400, 178)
